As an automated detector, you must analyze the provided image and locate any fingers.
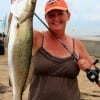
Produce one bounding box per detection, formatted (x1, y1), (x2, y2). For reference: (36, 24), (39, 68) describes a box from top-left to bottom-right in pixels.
(78, 59), (91, 70)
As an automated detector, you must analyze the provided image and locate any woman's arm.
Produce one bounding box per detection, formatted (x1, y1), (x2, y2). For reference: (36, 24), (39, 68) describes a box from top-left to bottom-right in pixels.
(76, 39), (100, 86)
(76, 39), (94, 70)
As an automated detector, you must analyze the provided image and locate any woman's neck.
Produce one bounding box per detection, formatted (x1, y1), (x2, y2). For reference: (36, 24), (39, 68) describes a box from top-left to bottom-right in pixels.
(48, 30), (67, 40)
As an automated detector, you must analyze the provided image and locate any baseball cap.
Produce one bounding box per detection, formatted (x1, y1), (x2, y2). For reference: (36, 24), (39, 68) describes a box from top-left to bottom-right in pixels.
(45, 0), (68, 15)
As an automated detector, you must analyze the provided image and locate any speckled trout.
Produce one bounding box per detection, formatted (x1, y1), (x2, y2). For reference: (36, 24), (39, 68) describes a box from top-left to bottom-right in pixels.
(8, 0), (36, 100)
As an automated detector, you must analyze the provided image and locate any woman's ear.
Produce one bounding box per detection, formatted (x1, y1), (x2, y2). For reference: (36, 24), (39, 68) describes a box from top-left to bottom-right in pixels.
(67, 11), (70, 20)
(45, 15), (48, 23)
(66, 10), (70, 21)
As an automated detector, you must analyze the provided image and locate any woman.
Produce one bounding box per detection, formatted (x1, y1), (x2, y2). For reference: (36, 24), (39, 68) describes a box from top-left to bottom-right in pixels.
(28, 0), (96, 100)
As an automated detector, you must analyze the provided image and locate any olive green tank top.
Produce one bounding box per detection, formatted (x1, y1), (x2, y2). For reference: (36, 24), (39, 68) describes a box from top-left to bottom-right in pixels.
(28, 38), (80, 100)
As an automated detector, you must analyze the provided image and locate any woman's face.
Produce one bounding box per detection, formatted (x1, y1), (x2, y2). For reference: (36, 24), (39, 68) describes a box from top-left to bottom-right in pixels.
(45, 9), (70, 33)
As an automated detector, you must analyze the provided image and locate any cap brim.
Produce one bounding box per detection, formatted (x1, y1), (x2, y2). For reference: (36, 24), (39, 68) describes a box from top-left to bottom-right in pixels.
(45, 6), (67, 15)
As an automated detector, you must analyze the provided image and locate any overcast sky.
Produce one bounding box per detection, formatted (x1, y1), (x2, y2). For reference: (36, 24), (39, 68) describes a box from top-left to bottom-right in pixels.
(0, 0), (100, 36)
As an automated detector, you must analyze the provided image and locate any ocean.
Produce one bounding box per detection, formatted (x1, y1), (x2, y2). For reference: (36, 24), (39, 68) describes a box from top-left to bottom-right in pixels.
(74, 35), (100, 41)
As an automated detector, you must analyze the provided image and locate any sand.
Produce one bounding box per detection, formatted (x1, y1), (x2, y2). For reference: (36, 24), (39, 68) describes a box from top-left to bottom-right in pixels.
(0, 48), (100, 100)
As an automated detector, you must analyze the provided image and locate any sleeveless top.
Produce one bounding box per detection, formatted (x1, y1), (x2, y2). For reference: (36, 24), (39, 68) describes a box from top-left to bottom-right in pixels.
(28, 37), (80, 100)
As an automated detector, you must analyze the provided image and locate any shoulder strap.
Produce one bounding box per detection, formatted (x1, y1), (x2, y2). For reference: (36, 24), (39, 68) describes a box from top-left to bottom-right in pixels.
(73, 38), (75, 53)
(72, 38), (78, 60)
(41, 32), (44, 47)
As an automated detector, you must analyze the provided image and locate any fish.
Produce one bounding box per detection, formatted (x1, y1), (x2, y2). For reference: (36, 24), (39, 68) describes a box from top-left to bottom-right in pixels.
(8, 0), (36, 100)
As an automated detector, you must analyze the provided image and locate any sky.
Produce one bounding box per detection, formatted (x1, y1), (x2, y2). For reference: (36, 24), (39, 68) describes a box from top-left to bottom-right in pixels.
(0, 0), (100, 37)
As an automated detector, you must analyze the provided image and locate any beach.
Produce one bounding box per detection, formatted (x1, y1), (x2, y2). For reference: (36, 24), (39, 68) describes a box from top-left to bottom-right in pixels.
(0, 47), (100, 100)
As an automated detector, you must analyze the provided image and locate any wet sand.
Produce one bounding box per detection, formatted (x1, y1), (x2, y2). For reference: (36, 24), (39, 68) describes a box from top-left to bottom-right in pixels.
(0, 48), (100, 100)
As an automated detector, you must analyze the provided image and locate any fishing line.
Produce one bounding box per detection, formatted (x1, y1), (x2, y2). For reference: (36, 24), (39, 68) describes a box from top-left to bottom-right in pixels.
(34, 12), (78, 61)
(34, 13), (100, 87)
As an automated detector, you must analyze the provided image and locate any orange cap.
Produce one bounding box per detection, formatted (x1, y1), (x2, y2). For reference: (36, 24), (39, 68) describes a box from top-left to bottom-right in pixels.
(45, 0), (68, 15)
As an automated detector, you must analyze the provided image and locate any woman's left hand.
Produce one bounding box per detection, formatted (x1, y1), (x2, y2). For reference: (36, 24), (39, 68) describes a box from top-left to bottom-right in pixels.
(78, 59), (91, 71)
